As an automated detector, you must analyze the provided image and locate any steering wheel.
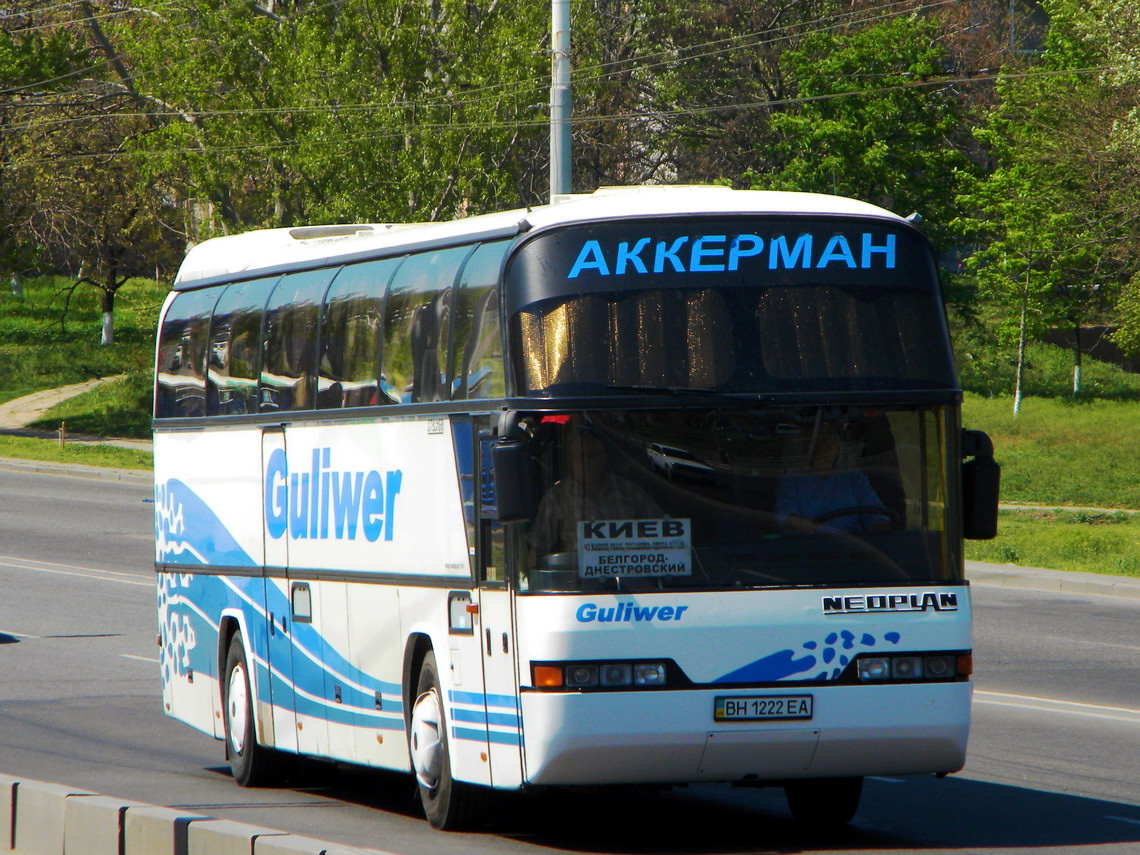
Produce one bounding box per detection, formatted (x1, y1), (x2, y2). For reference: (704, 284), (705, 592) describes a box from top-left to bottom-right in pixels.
(812, 505), (899, 528)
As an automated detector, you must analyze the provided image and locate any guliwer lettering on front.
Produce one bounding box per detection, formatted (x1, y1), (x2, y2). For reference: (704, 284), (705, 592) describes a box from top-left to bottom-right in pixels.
(264, 447), (402, 542)
(566, 232), (897, 279)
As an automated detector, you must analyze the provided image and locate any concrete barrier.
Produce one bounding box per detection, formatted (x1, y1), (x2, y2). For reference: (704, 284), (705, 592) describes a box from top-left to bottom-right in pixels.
(0, 773), (396, 855)
(253, 835), (371, 855)
(14, 779), (95, 855)
(1, 774), (18, 855)
(187, 819), (287, 855)
(64, 796), (148, 855)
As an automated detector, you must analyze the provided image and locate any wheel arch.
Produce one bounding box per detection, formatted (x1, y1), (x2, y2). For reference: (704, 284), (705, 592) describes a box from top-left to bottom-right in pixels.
(403, 632), (435, 731)
(218, 609), (256, 747)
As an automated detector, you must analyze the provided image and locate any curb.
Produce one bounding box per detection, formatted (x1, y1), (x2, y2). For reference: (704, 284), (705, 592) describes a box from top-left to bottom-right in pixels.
(0, 455), (151, 485)
(967, 560), (1140, 601)
(0, 773), (395, 855)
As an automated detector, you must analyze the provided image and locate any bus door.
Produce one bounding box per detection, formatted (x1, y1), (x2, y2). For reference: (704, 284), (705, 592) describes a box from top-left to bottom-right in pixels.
(447, 422), (522, 787)
(476, 546), (521, 786)
(261, 426), (299, 754)
(476, 432), (522, 787)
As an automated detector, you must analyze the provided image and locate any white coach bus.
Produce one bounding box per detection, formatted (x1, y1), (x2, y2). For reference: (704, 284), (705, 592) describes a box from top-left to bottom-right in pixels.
(153, 186), (999, 830)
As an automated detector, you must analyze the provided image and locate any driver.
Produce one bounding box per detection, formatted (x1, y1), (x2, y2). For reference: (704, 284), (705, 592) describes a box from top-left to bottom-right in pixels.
(774, 424), (891, 533)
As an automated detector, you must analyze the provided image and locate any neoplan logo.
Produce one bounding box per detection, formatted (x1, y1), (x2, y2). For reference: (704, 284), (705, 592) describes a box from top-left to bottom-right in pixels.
(822, 592), (959, 615)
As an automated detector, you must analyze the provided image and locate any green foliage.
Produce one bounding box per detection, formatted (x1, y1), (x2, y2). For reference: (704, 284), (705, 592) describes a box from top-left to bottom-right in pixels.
(0, 26), (86, 88)
(118, 0), (548, 228)
(754, 15), (973, 245)
(1113, 273), (1140, 357)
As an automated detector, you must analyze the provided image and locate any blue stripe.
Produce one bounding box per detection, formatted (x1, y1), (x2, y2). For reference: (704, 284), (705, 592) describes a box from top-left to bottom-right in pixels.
(451, 707), (520, 728)
(449, 689), (518, 709)
(452, 726), (521, 746)
(486, 692), (519, 709)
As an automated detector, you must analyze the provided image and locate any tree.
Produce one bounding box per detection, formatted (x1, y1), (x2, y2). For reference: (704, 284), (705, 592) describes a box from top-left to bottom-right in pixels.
(956, 4), (1137, 394)
(110, 0), (548, 230)
(0, 13), (90, 285)
(751, 15), (975, 247)
(955, 165), (1096, 412)
(1040, 0), (1140, 358)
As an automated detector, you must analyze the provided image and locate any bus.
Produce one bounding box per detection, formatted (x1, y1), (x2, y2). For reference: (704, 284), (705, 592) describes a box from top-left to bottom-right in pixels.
(153, 185), (999, 830)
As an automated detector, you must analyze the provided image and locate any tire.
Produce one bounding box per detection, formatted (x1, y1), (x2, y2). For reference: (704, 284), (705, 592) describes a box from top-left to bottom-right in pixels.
(784, 776), (863, 827)
(408, 651), (484, 830)
(223, 632), (287, 787)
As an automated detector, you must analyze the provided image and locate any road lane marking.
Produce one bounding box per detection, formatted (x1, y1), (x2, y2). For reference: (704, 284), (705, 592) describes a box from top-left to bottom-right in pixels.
(121, 654), (160, 664)
(0, 554), (152, 587)
(975, 690), (1140, 725)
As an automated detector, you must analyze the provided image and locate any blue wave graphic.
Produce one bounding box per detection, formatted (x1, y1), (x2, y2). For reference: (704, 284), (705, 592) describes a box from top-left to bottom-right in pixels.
(715, 628), (903, 683)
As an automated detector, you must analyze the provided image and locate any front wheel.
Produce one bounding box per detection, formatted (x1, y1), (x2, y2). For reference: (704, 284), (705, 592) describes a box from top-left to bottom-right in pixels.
(223, 633), (288, 787)
(408, 651), (484, 829)
(784, 776), (863, 826)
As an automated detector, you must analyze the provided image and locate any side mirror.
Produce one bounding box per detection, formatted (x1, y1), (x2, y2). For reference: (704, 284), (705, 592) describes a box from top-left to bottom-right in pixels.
(492, 439), (535, 523)
(961, 429), (1000, 540)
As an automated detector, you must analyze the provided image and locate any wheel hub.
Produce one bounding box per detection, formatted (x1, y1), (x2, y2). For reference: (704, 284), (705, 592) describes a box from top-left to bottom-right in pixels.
(410, 688), (443, 789)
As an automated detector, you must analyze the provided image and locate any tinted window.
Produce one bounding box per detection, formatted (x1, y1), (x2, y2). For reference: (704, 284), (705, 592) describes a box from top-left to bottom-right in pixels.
(318, 257), (400, 408)
(382, 246), (468, 403)
(507, 219), (955, 396)
(453, 241), (507, 400)
(155, 286), (223, 418)
(261, 269), (335, 412)
(208, 277), (276, 415)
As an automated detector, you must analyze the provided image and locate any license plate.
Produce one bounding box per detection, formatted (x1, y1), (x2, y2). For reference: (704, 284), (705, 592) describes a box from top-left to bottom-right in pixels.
(714, 694), (814, 722)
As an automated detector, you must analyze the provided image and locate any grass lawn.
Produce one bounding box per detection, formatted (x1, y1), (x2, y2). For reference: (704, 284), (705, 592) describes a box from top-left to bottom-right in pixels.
(966, 509), (1140, 578)
(961, 395), (1140, 577)
(0, 433), (151, 470)
(961, 395), (1140, 510)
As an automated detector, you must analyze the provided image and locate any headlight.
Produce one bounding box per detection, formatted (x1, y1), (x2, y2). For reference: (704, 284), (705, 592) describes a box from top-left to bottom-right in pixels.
(855, 651), (969, 683)
(857, 657), (891, 681)
(565, 664), (599, 688)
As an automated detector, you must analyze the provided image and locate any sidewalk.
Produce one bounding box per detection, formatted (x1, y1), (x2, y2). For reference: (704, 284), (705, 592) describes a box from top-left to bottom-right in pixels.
(0, 377), (152, 452)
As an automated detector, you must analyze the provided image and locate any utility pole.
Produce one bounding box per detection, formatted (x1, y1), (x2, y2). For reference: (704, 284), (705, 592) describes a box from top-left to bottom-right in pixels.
(550, 0), (571, 201)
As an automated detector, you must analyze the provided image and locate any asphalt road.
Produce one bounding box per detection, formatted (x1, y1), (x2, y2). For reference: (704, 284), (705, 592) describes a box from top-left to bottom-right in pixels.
(0, 462), (1138, 854)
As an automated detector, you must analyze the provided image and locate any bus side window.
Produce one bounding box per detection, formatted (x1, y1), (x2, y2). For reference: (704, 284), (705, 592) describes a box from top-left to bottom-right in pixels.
(317, 258), (399, 409)
(208, 277), (277, 417)
(261, 269), (334, 413)
(155, 286), (222, 418)
(452, 241), (508, 400)
(479, 433), (506, 583)
(382, 247), (466, 403)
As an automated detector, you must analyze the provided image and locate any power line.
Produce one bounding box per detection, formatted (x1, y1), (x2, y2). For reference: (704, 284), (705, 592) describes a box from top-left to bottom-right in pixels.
(7, 65), (1117, 166)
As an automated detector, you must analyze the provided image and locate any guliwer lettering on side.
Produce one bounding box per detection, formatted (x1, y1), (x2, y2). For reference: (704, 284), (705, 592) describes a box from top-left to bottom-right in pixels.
(264, 447), (403, 542)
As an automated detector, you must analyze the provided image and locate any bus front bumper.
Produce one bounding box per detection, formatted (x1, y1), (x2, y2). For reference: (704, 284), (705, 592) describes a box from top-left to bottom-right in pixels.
(519, 682), (971, 786)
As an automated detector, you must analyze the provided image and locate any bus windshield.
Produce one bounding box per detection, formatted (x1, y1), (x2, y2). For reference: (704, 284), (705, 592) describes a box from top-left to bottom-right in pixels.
(515, 405), (960, 592)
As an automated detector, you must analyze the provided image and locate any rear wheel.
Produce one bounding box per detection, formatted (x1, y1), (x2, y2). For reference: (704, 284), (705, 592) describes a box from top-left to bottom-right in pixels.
(784, 777), (863, 826)
(223, 633), (288, 787)
(409, 651), (484, 829)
